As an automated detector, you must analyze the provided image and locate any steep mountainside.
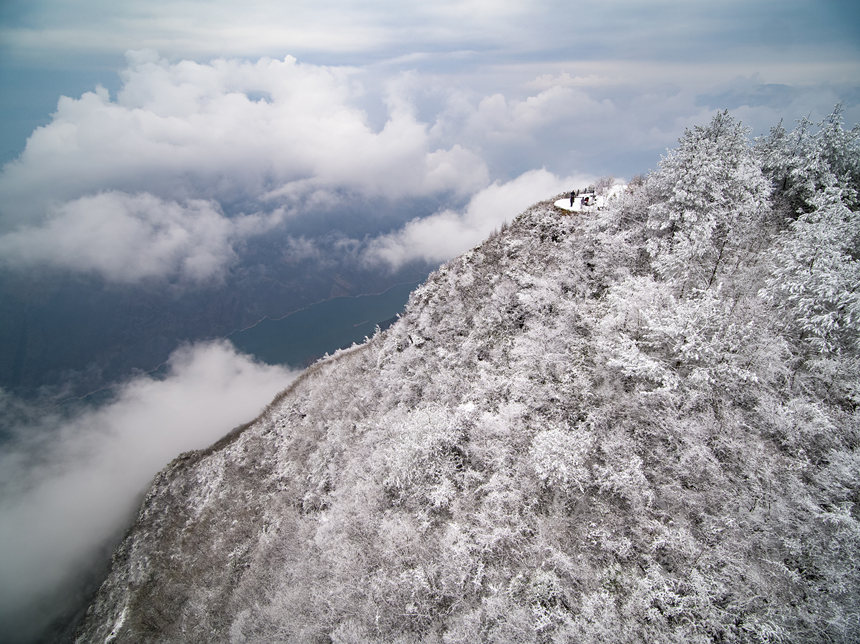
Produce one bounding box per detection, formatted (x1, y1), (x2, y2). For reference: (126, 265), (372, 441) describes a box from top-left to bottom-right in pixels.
(78, 111), (859, 643)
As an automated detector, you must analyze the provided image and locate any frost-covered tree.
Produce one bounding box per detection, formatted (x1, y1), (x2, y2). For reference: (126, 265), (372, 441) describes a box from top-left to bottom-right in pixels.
(763, 186), (860, 357)
(757, 105), (860, 218)
(646, 111), (771, 293)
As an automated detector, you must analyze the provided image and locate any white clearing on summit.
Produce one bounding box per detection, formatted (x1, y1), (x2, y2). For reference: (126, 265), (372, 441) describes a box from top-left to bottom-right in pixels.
(554, 183), (626, 212)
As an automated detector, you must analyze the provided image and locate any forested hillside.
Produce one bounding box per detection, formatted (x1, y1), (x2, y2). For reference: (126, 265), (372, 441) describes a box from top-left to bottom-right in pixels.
(78, 109), (859, 643)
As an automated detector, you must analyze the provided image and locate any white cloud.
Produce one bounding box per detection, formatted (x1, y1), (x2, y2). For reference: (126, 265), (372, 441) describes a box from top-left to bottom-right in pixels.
(0, 53), (495, 282)
(364, 168), (596, 268)
(465, 85), (619, 144)
(0, 191), (283, 283)
(0, 53), (488, 225)
(0, 341), (298, 640)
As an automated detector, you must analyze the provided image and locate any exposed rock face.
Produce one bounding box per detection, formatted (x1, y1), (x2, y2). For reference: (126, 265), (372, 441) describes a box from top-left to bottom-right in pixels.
(78, 114), (860, 643)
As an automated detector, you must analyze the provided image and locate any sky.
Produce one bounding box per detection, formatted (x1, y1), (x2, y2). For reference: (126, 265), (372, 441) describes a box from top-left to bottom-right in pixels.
(1, 0), (859, 277)
(0, 0), (859, 639)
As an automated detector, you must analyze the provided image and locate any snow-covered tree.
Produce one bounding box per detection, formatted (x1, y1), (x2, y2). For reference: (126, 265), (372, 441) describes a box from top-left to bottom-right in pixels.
(763, 186), (860, 357)
(757, 105), (860, 218)
(646, 111), (771, 293)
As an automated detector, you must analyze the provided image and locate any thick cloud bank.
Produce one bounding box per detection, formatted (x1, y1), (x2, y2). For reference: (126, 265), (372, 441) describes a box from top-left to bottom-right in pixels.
(0, 52), (488, 217)
(0, 52), (492, 283)
(0, 341), (297, 640)
(0, 191), (284, 283)
(365, 169), (596, 268)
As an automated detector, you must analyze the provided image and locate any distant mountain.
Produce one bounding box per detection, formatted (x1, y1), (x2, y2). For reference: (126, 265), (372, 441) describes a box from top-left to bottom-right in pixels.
(77, 110), (859, 643)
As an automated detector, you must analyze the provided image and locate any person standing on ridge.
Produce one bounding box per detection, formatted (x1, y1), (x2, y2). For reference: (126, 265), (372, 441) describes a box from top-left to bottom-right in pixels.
(569, 191), (575, 207)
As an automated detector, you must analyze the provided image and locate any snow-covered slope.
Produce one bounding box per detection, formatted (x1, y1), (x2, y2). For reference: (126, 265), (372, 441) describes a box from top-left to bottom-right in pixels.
(77, 111), (860, 643)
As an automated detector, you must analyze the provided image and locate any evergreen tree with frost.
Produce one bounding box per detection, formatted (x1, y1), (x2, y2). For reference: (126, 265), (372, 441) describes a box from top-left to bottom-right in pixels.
(757, 107), (860, 397)
(763, 188), (860, 356)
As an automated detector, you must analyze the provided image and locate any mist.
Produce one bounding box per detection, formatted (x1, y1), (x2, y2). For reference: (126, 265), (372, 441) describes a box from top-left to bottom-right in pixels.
(0, 341), (297, 641)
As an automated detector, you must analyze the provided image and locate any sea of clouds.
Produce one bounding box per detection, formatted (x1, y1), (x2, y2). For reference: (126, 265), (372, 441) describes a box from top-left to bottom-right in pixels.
(0, 341), (298, 639)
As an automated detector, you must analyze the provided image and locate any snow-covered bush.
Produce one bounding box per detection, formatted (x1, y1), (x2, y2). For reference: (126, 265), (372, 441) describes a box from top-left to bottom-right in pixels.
(529, 426), (592, 494)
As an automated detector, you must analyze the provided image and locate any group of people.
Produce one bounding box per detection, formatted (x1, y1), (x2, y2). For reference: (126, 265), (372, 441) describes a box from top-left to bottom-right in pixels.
(569, 187), (595, 207)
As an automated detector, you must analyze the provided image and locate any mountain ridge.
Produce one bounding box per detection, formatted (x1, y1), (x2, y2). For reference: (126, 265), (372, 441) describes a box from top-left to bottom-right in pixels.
(77, 110), (860, 643)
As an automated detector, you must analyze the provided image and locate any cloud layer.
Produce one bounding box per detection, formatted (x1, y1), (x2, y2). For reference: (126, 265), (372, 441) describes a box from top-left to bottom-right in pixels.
(0, 53), (496, 282)
(0, 191), (285, 283)
(3, 1), (858, 69)
(0, 341), (297, 640)
(0, 53), (489, 218)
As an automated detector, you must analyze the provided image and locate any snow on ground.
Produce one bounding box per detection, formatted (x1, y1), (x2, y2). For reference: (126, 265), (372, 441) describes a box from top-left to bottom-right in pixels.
(554, 197), (588, 212)
(553, 184), (626, 213)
